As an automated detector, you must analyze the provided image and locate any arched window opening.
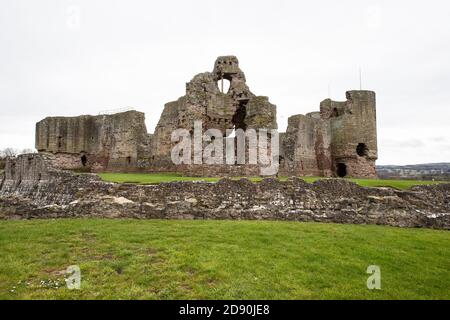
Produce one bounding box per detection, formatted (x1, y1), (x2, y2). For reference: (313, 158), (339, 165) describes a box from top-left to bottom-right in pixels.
(217, 78), (231, 93)
(356, 143), (369, 157)
(331, 108), (339, 117)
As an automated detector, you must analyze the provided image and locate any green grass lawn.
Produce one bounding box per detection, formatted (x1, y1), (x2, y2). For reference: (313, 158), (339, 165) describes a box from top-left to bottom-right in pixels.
(0, 219), (448, 299)
(97, 172), (446, 190)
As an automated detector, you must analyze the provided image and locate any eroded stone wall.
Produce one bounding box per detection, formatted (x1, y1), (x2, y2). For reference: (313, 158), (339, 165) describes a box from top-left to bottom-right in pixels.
(1, 154), (448, 230)
(35, 111), (151, 172)
(33, 56), (377, 178)
(280, 90), (377, 178)
(149, 56), (278, 174)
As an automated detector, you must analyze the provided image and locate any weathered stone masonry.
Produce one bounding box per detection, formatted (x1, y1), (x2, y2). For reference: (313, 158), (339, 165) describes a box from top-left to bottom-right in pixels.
(34, 55), (378, 178)
(280, 91), (377, 177)
(1, 154), (448, 229)
(35, 111), (151, 172)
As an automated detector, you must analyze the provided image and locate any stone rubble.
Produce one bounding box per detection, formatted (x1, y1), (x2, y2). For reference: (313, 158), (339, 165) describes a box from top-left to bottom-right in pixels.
(0, 154), (448, 230)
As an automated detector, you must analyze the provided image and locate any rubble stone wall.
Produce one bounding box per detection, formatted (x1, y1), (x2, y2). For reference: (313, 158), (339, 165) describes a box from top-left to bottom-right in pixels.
(1, 154), (448, 230)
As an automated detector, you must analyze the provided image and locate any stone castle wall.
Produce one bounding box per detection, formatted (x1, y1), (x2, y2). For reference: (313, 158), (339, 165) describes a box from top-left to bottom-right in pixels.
(35, 111), (151, 172)
(0, 154), (448, 230)
(34, 56), (378, 178)
(280, 90), (377, 178)
(149, 56), (277, 174)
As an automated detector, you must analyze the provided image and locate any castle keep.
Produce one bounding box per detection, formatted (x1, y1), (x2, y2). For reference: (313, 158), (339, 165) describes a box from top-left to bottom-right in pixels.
(35, 56), (378, 178)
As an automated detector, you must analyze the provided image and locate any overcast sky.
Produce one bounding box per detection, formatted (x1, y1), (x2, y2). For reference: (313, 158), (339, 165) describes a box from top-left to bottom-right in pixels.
(1, 0), (449, 164)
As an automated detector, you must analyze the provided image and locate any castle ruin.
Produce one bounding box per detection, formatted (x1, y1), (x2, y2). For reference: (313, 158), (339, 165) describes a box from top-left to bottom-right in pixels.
(35, 56), (377, 178)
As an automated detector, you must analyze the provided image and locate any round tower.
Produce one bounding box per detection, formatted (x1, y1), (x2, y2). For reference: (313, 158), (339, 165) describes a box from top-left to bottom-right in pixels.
(329, 90), (377, 177)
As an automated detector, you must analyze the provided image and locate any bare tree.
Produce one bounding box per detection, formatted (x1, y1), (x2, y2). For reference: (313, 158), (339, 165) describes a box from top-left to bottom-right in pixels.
(0, 148), (37, 158)
(1, 148), (19, 158)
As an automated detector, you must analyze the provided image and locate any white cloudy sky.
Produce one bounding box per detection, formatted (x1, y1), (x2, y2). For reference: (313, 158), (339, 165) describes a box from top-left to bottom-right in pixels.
(1, 0), (449, 165)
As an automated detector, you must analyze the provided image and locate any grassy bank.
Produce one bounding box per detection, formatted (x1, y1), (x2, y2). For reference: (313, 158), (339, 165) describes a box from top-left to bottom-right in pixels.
(97, 172), (446, 190)
(0, 219), (448, 299)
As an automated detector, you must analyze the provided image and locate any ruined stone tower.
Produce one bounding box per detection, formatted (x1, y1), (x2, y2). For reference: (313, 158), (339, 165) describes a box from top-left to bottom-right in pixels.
(280, 90), (377, 177)
(34, 55), (377, 177)
(148, 55), (277, 175)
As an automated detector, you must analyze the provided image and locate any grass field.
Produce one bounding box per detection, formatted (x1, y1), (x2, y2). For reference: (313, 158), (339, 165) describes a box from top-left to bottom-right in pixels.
(97, 172), (446, 190)
(0, 219), (449, 299)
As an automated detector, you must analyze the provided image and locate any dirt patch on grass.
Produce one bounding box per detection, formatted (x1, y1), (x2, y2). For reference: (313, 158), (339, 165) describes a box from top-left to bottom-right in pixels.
(146, 248), (159, 256)
(42, 267), (66, 276)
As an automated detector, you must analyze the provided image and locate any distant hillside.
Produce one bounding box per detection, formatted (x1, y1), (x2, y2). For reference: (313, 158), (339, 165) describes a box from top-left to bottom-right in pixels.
(377, 163), (450, 180)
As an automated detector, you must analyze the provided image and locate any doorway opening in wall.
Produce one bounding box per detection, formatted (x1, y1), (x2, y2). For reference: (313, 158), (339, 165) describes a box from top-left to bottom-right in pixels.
(232, 101), (248, 131)
(336, 163), (347, 177)
(356, 143), (369, 157)
(81, 155), (87, 167)
(126, 156), (131, 164)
